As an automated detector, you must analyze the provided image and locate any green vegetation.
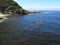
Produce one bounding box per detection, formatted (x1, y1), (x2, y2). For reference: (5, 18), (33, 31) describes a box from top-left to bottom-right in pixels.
(0, 0), (30, 15)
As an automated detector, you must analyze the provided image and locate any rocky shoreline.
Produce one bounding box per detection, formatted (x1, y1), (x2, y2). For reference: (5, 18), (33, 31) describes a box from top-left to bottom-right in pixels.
(0, 13), (10, 22)
(0, 0), (31, 22)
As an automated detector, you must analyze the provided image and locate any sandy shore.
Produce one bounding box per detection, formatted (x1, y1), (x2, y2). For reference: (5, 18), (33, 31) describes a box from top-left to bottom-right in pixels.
(0, 13), (9, 22)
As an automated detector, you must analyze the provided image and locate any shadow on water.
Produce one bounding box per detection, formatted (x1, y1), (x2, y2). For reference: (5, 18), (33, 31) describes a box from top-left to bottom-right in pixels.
(0, 11), (60, 45)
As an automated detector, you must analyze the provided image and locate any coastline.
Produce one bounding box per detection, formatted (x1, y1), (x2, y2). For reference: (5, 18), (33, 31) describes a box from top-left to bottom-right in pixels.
(0, 13), (9, 22)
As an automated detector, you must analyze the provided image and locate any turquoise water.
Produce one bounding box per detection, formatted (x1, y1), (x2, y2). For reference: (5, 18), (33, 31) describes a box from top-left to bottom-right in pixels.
(0, 11), (60, 45)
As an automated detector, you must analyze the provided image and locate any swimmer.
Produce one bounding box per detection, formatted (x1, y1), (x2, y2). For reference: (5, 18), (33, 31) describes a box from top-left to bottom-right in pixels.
(37, 21), (42, 25)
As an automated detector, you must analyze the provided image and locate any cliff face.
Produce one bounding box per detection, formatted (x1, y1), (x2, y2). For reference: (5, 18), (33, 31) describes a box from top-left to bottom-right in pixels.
(0, 0), (30, 15)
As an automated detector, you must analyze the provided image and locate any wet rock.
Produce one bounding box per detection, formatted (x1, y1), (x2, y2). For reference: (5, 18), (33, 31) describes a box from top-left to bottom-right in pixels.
(0, 17), (3, 19)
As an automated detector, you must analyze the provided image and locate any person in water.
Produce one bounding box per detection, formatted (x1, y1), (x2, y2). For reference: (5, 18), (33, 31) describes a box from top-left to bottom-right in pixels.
(37, 21), (42, 25)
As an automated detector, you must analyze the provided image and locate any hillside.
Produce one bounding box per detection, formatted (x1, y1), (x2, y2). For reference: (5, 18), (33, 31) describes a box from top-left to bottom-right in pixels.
(0, 0), (30, 15)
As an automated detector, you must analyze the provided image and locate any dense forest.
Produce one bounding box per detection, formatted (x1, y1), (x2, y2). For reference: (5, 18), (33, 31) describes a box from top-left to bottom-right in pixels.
(0, 0), (30, 15)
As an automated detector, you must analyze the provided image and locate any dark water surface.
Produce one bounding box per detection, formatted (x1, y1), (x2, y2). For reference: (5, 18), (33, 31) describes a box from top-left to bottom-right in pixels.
(0, 11), (60, 45)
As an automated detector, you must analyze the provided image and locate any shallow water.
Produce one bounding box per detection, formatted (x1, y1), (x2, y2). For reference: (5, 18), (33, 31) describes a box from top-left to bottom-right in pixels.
(0, 11), (60, 45)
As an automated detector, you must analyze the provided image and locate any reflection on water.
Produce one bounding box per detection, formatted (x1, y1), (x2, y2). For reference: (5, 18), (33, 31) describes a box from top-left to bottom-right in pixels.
(0, 11), (60, 45)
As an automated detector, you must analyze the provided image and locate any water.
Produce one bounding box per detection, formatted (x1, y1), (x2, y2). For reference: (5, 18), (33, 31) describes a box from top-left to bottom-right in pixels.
(0, 11), (60, 45)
